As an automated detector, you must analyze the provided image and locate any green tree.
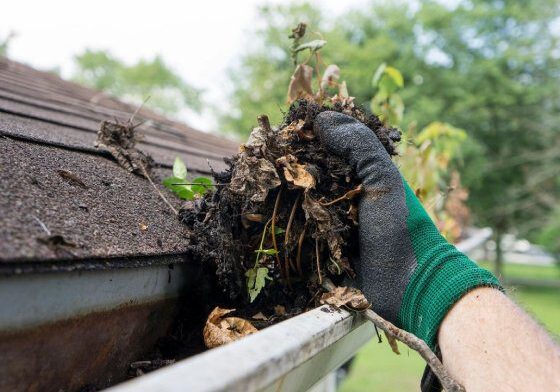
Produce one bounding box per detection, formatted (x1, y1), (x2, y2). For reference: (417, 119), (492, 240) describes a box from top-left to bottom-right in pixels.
(72, 49), (202, 115)
(219, 1), (560, 269)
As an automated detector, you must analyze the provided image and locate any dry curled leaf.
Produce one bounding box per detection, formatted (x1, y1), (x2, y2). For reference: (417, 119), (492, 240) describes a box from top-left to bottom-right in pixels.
(320, 286), (370, 311)
(276, 154), (316, 190)
(280, 120), (306, 141)
(287, 64), (314, 104)
(320, 64), (340, 91)
(229, 156), (281, 202)
(203, 307), (258, 349)
(302, 193), (343, 262)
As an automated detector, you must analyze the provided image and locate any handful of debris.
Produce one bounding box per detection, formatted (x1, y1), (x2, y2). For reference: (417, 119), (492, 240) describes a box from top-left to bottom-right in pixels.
(181, 97), (400, 318)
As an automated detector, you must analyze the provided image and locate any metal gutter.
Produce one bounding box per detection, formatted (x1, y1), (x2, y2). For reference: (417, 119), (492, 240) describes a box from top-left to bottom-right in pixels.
(0, 262), (196, 391)
(107, 306), (375, 392)
(105, 233), (490, 392)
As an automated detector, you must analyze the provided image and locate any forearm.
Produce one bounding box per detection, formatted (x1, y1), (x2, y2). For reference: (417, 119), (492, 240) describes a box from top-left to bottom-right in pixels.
(439, 287), (560, 391)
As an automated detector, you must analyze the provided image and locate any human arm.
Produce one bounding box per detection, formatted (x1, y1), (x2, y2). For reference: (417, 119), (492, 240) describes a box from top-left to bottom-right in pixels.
(439, 286), (560, 391)
(313, 111), (560, 390)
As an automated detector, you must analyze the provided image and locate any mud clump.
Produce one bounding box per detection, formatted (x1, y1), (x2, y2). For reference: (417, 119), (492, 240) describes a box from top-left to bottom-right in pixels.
(181, 99), (400, 319)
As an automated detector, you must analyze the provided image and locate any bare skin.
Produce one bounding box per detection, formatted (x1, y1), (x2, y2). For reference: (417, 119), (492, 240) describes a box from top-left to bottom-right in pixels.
(439, 287), (560, 391)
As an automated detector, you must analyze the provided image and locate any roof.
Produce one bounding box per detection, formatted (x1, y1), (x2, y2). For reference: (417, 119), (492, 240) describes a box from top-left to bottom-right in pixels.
(0, 57), (239, 270)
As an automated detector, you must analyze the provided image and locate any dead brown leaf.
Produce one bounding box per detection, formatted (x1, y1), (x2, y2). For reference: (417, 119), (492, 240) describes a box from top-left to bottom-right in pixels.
(320, 64), (340, 91)
(276, 154), (316, 190)
(287, 64), (314, 104)
(320, 286), (370, 311)
(280, 120), (306, 141)
(229, 156), (281, 203)
(347, 204), (359, 226)
(302, 193), (343, 262)
(274, 305), (287, 316)
(251, 312), (268, 321)
(203, 307), (258, 349)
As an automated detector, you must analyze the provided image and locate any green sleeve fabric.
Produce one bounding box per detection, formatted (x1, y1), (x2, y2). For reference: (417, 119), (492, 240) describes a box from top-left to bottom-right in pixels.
(397, 180), (502, 349)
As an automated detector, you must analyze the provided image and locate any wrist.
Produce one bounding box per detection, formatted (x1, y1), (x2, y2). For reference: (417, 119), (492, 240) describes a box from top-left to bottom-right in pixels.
(398, 180), (502, 348)
(398, 242), (501, 349)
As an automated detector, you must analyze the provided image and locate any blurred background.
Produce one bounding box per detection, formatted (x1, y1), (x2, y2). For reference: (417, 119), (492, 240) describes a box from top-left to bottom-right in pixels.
(2, 0), (558, 390)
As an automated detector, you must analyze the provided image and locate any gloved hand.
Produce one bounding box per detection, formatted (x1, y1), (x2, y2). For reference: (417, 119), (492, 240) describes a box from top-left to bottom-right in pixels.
(314, 111), (501, 348)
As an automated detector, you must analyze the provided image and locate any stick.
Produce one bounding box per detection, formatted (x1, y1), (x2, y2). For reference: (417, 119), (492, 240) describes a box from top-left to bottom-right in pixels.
(271, 189), (286, 284)
(319, 184), (363, 207)
(139, 164), (178, 216)
(315, 237), (322, 285)
(284, 192), (301, 272)
(296, 224), (306, 277)
(257, 114), (272, 134)
(363, 308), (465, 392)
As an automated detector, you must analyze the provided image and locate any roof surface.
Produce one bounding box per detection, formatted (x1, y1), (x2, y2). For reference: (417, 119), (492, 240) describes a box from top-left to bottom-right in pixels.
(0, 57), (239, 269)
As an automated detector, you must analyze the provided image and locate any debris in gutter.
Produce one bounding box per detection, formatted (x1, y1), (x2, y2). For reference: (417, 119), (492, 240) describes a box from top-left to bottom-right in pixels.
(203, 307), (258, 349)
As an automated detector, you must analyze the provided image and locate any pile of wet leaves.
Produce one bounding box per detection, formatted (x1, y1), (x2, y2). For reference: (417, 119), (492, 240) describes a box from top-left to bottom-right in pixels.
(180, 98), (400, 333)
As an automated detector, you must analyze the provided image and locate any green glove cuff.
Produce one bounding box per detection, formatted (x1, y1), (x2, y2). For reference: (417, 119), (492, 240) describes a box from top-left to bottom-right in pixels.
(397, 181), (502, 349)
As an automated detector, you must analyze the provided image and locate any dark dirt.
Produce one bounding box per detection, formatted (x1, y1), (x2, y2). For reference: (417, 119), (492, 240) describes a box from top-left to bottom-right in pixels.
(180, 99), (400, 320)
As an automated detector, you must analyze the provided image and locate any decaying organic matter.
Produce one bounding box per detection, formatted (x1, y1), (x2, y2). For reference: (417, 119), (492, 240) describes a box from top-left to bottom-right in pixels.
(180, 98), (401, 320)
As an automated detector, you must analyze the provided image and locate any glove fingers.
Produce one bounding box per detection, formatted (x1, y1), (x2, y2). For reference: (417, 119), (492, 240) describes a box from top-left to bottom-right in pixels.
(314, 111), (400, 188)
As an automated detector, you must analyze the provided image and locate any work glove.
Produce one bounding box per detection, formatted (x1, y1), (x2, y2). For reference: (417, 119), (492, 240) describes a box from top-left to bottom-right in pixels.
(314, 111), (501, 349)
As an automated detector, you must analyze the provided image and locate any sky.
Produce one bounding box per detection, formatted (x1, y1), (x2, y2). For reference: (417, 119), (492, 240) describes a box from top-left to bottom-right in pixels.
(1, 0), (367, 131)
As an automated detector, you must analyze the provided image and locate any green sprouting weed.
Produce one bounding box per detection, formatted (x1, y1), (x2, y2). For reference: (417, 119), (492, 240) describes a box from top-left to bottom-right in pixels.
(246, 219), (282, 302)
(162, 157), (212, 200)
(246, 267), (272, 303)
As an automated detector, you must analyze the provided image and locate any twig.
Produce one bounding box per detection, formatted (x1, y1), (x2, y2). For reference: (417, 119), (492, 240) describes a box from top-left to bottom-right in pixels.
(315, 237), (322, 285)
(257, 114), (272, 134)
(271, 189), (286, 284)
(129, 96), (151, 125)
(284, 192), (301, 273)
(289, 23), (307, 66)
(296, 223), (307, 277)
(31, 215), (51, 236)
(321, 279), (465, 392)
(363, 309), (465, 392)
(319, 185), (363, 207)
(139, 163), (178, 215)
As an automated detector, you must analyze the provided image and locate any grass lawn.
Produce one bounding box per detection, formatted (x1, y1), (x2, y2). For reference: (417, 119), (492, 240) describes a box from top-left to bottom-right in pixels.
(478, 260), (560, 281)
(339, 263), (560, 392)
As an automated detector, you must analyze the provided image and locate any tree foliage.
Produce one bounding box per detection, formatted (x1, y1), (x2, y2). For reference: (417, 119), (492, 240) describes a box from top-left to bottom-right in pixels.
(72, 49), (202, 115)
(219, 0), (560, 253)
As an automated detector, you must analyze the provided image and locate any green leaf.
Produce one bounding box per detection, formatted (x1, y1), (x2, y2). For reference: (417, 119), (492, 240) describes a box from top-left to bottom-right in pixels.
(174, 186), (195, 200)
(254, 248), (278, 255)
(162, 176), (195, 200)
(191, 176), (213, 195)
(372, 63), (387, 87)
(294, 39), (327, 54)
(384, 66), (404, 88)
(162, 176), (186, 188)
(173, 157), (187, 179)
(246, 267), (272, 303)
(272, 227), (286, 235)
